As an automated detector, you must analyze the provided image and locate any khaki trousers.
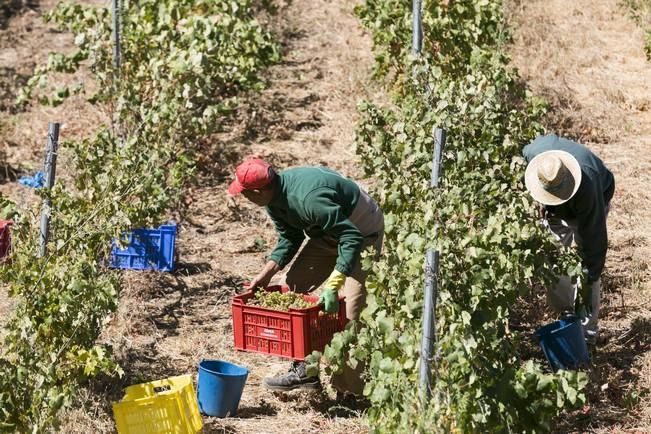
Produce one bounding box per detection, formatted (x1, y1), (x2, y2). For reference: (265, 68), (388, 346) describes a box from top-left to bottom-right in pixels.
(283, 189), (384, 394)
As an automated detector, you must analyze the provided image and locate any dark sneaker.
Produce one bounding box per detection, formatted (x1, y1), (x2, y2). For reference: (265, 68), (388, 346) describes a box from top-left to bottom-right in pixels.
(585, 329), (598, 346)
(560, 310), (575, 319)
(263, 361), (321, 391)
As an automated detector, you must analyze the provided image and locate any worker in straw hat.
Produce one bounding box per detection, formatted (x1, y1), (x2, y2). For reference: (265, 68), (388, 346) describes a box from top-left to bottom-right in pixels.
(523, 134), (615, 345)
(228, 157), (383, 395)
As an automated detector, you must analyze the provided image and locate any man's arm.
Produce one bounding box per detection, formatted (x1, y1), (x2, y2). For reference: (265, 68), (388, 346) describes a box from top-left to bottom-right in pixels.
(572, 177), (608, 282)
(245, 213), (304, 292)
(246, 260), (281, 291)
(267, 212), (305, 269)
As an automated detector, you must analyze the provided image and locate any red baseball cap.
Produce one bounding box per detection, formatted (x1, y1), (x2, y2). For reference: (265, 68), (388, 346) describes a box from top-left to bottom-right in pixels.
(227, 158), (276, 196)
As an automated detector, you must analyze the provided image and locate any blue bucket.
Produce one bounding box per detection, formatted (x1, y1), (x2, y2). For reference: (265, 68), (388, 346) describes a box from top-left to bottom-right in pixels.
(535, 317), (590, 372)
(197, 360), (248, 417)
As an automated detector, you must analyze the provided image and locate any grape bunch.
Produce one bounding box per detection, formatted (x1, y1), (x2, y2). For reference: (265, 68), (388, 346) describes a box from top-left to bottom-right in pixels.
(249, 290), (315, 311)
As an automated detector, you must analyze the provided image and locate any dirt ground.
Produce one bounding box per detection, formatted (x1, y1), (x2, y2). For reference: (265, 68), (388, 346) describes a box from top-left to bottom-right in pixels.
(2, 0), (651, 433)
(509, 0), (651, 432)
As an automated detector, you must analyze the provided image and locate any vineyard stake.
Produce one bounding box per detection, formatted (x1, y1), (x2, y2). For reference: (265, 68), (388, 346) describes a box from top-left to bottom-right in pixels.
(419, 127), (446, 402)
(39, 122), (60, 258)
(111, 0), (126, 146)
(431, 127), (446, 187)
(412, 0), (423, 55)
(112, 0), (121, 71)
(419, 249), (439, 400)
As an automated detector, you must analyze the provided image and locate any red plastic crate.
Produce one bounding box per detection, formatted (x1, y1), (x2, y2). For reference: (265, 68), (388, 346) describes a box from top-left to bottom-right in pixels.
(232, 285), (347, 360)
(0, 220), (13, 260)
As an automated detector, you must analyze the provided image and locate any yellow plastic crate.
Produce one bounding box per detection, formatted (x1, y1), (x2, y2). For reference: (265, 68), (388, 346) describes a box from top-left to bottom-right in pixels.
(112, 374), (202, 434)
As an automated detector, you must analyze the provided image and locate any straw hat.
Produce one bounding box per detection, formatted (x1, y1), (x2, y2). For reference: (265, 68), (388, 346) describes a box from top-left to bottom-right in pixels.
(524, 150), (582, 206)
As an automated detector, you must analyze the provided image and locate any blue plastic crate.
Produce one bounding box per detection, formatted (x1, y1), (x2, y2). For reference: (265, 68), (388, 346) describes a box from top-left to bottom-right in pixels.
(110, 223), (177, 272)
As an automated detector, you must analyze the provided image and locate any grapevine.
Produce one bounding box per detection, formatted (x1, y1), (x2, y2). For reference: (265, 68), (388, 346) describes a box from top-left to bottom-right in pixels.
(321, 1), (588, 432)
(623, 0), (651, 59)
(0, 1), (278, 432)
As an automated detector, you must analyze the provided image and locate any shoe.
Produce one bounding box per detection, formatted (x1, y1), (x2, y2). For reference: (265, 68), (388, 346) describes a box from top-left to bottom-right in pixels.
(585, 329), (598, 346)
(560, 310), (576, 320)
(263, 361), (321, 391)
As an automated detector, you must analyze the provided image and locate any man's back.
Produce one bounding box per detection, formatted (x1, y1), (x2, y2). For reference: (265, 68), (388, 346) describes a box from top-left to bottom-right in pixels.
(268, 167), (361, 227)
(523, 134), (614, 203)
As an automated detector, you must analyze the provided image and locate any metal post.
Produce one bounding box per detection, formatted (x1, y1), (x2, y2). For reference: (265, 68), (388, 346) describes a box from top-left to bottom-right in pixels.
(419, 127), (446, 403)
(39, 122), (59, 258)
(419, 249), (439, 399)
(111, 0), (126, 146)
(412, 0), (423, 55)
(431, 128), (446, 187)
(112, 0), (121, 71)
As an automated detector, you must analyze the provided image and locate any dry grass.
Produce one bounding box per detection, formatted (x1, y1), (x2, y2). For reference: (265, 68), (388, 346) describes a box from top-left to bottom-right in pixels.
(507, 0), (651, 143)
(508, 0), (651, 432)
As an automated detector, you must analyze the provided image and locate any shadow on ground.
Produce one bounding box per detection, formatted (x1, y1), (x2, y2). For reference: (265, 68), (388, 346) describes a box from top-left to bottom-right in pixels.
(262, 389), (369, 419)
(512, 260), (651, 432)
(511, 288), (553, 364)
(202, 425), (239, 434)
(198, 399), (279, 426)
(129, 271), (243, 337)
(0, 0), (36, 30)
(78, 346), (184, 422)
(174, 261), (213, 277)
(310, 393), (369, 419)
(77, 270), (246, 413)
(0, 66), (32, 113)
(0, 159), (24, 184)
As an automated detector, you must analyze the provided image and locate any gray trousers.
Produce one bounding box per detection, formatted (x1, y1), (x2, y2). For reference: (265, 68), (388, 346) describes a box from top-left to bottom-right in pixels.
(545, 205), (609, 336)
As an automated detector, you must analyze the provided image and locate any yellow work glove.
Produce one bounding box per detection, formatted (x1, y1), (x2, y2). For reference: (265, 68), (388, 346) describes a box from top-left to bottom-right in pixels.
(318, 270), (345, 313)
(324, 269), (346, 291)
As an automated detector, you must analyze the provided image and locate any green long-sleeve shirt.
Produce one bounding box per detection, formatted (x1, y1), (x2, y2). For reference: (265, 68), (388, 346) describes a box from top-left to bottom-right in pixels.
(266, 167), (363, 275)
(523, 134), (615, 282)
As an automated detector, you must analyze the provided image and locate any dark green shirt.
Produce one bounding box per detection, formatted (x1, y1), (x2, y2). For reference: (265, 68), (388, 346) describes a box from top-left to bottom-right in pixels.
(266, 167), (363, 275)
(523, 134), (615, 282)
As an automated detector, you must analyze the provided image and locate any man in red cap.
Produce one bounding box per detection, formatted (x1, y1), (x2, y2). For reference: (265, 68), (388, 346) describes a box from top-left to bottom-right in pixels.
(228, 158), (384, 394)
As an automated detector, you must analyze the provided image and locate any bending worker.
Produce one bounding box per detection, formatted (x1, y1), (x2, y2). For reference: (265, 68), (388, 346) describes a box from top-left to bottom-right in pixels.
(228, 158), (383, 393)
(523, 134), (615, 344)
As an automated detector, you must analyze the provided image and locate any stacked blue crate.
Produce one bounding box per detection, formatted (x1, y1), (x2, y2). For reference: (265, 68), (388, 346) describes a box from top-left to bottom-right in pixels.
(110, 223), (177, 272)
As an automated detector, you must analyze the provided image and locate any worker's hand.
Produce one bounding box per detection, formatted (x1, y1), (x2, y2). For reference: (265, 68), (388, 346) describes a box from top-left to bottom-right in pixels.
(243, 277), (269, 293)
(575, 268), (596, 317)
(318, 270), (346, 313)
(244, 260), (280, 293)
(318, 287), (339, 313)
(324, 270), (346, 291)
